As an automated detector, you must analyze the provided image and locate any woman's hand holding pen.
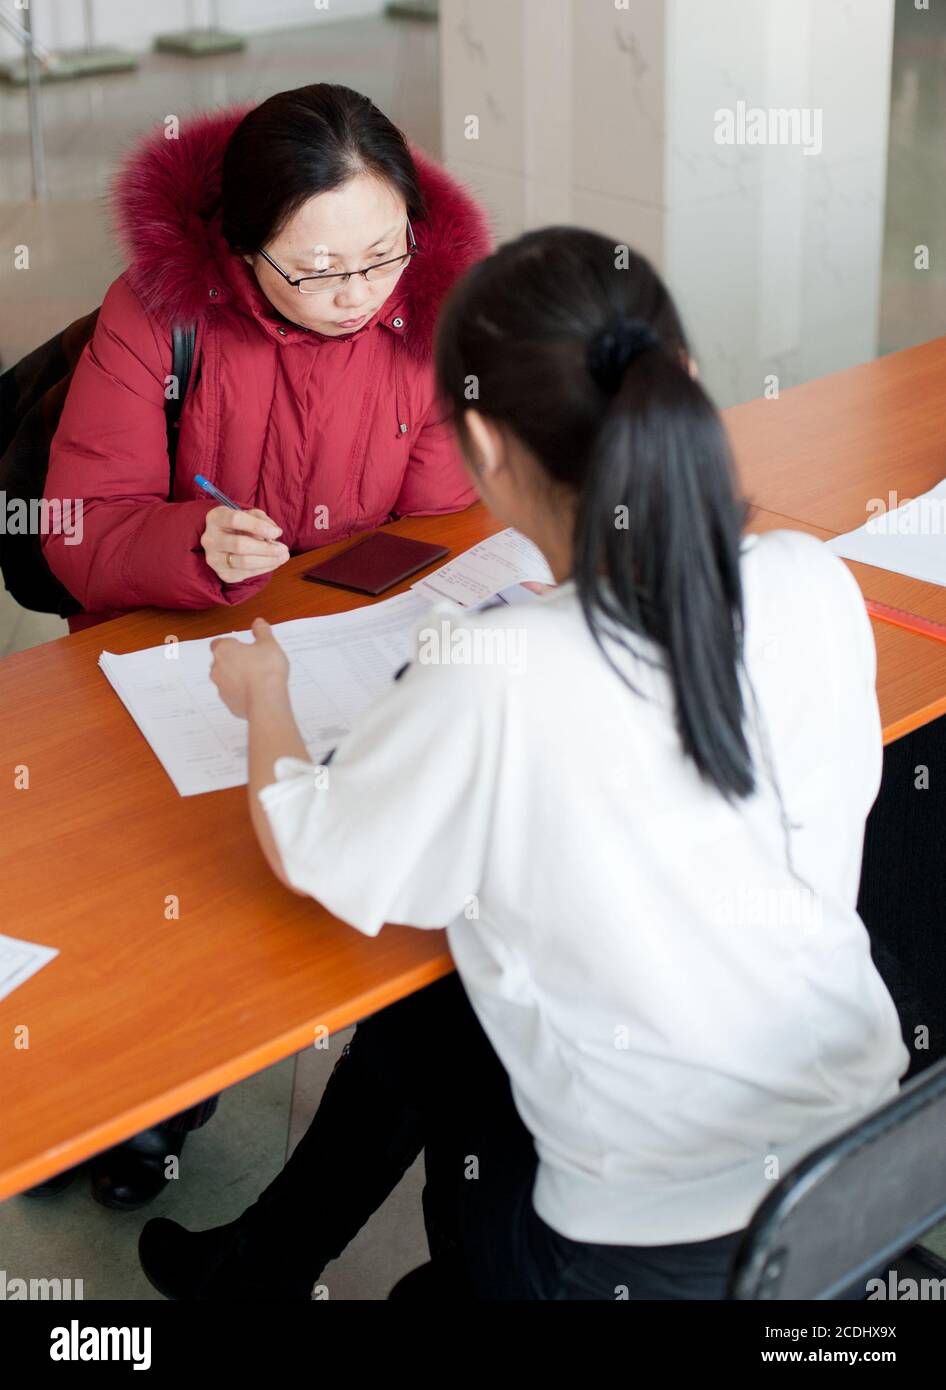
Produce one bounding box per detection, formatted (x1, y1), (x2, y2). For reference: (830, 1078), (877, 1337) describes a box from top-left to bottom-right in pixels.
(200, 506), (290, 584)
(210, 617), (290, 720)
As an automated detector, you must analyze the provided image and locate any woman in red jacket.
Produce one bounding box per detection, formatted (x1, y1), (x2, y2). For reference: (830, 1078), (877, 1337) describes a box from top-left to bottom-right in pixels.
(43, 82), (488, 632)
(36, 82), (490, 1206)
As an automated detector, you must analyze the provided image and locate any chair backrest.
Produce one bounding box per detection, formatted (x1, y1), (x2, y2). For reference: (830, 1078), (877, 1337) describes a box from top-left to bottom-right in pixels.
(728, 1056), (946, 1299)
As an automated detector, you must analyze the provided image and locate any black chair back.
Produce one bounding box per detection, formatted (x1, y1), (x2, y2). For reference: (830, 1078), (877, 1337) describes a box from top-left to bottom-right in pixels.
(728, 1057), (946, 1299)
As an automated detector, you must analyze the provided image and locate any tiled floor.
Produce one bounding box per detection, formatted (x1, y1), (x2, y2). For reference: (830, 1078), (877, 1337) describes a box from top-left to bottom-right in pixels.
(3, 7), (946, 1301)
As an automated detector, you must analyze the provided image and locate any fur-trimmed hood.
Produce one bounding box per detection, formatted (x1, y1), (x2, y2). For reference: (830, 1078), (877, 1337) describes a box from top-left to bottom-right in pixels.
(110, 104), (493, 362)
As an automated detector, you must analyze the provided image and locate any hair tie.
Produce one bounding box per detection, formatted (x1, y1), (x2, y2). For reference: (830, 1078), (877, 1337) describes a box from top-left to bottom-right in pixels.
(586, 316), (660, 393)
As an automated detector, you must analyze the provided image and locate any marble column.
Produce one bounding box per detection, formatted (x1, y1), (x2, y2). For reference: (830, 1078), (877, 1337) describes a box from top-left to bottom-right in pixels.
(439, 0), (895, 407)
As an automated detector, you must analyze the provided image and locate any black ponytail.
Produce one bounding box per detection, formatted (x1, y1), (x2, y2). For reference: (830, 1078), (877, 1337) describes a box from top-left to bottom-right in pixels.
(576, 327), (753, 799)
(434, 227), (755, 802)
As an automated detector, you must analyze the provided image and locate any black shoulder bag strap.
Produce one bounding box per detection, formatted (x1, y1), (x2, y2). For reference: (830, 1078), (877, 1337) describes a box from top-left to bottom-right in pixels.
(165, 324), (197, 501)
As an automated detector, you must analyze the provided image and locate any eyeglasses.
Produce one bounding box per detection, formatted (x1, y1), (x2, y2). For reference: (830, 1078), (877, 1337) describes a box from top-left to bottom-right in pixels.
(258, 219), (418, 295)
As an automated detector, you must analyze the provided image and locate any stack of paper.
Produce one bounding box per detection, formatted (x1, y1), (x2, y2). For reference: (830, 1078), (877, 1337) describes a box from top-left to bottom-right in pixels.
(100, 589), (430, 797)
(100, 529), (554, 797)
(412, 528), (553, 605)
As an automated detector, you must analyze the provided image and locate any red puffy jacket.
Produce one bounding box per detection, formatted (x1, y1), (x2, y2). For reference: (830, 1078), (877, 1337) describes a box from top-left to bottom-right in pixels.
(42, 106), (492, 632)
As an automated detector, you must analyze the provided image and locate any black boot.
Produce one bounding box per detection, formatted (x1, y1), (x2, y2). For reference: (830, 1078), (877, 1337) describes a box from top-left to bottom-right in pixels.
(91, 1126), (186, 1211)
(139, 1035), (426, 1300)
(139, 1215), (314, 1301)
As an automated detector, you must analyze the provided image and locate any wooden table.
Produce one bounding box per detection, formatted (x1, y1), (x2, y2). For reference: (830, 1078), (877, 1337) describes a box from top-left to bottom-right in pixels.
(731, 336), (946, 631)
(4, 338), (946, 1199)
(729, 337), (946, 534)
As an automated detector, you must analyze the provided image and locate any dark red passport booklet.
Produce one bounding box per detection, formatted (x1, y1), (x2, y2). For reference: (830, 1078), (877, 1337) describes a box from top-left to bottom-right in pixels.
(301, 531), (449, 596)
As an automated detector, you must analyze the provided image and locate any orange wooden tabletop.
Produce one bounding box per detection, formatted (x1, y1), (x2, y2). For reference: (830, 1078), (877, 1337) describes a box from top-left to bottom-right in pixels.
(4, 339), (946, 1200)
(729, 336), (946, 538)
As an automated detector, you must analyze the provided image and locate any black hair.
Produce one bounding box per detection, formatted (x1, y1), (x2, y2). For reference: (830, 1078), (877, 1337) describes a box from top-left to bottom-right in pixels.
(221, 83), (427, 254)
(434, 226), (755, 803)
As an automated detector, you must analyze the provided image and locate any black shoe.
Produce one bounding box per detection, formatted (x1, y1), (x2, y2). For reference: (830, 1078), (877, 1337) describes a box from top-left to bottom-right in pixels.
(22, 1164), (83, 1198)
(90, 1126), (186, 1211)
(139, 1216), (313, 1301)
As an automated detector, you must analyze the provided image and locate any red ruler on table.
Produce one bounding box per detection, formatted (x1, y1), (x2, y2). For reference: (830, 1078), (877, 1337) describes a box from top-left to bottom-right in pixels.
(865, 598), (946, 646)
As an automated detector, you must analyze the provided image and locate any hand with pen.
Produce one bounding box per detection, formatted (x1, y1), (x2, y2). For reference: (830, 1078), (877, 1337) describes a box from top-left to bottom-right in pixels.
(195, 474), (291, 585)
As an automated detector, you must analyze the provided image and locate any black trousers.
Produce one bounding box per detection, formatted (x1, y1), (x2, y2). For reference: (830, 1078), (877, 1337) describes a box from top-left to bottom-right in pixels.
(857, 712), (946, 1078)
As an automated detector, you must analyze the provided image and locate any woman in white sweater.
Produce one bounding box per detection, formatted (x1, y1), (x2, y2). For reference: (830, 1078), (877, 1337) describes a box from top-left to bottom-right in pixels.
(141, 226), (907, 1300)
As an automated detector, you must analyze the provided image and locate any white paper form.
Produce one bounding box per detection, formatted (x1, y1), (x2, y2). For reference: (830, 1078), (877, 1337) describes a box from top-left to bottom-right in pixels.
(411, 527), (554, 607)
(825, 479), (946, 587)
(99, 589), (430, 797)
(0, 934), (58, 1003)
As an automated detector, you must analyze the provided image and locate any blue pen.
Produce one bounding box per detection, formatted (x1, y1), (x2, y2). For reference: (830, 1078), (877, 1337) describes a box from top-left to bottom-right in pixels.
(194, 473), (239, 509)
(194, 474), (281, 544)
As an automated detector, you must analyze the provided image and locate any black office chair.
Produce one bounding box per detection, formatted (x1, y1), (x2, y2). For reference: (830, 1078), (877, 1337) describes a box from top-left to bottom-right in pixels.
(728, 1056), (946, 1299)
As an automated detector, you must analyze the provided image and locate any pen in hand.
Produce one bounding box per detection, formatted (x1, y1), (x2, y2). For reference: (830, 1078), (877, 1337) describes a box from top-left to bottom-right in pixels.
(195, 474), (289, 584)
(194, 474), (281, 544)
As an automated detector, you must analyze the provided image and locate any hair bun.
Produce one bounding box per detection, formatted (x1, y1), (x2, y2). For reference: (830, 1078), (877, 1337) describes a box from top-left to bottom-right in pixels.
(586, 316), (660, 393)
